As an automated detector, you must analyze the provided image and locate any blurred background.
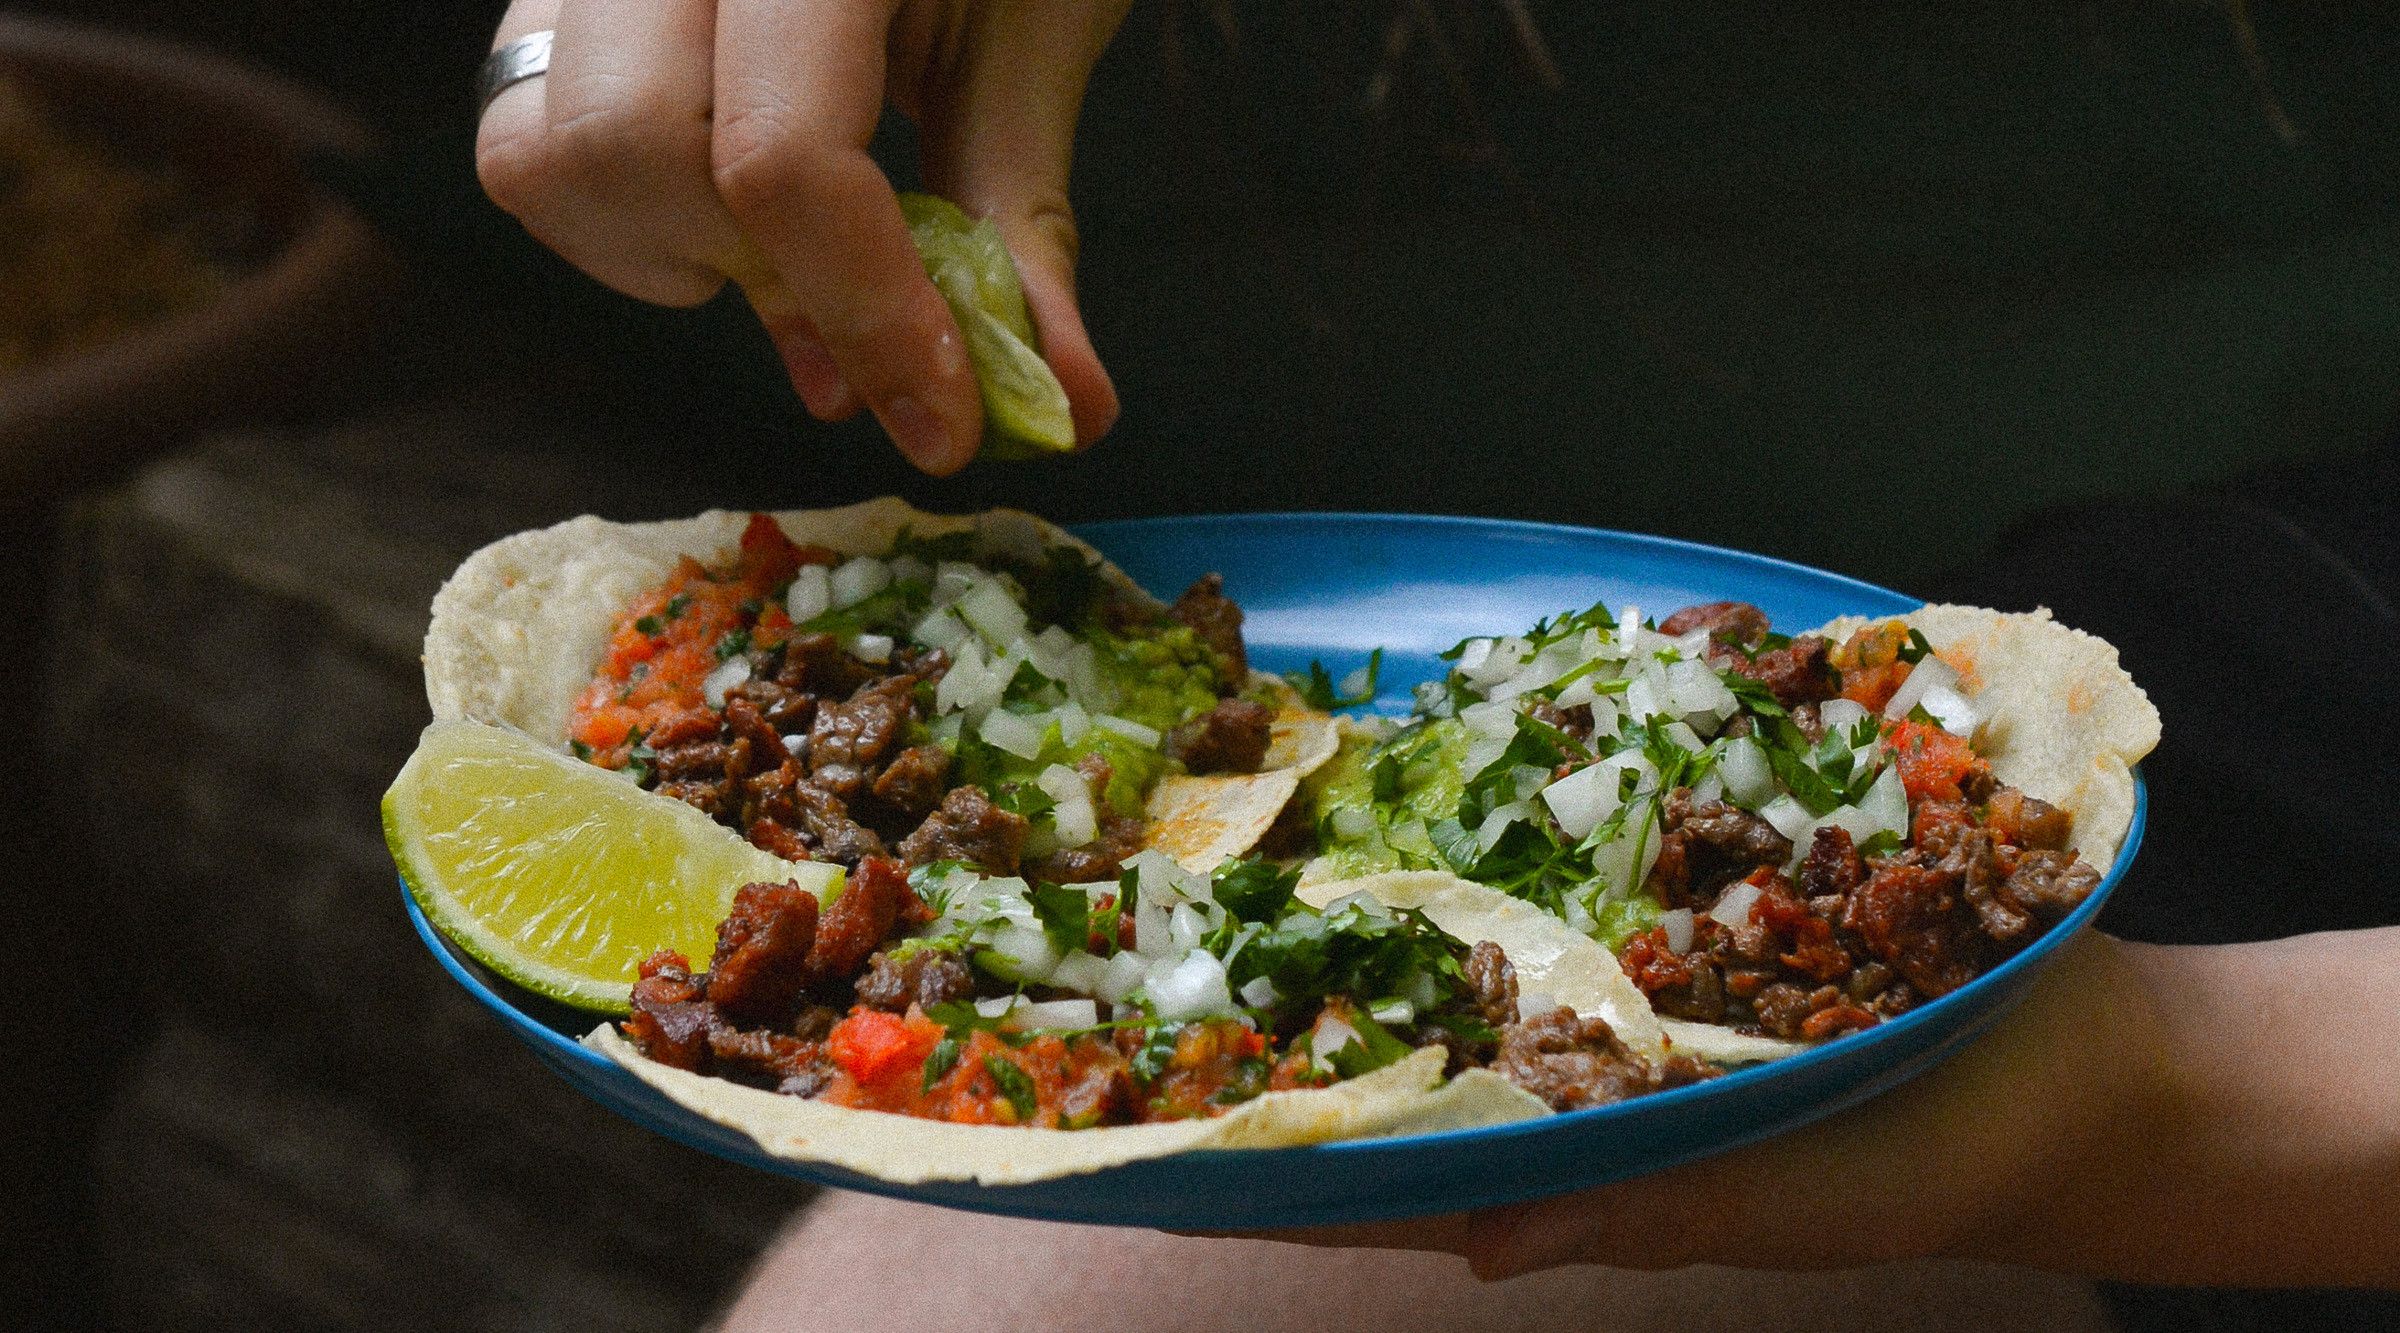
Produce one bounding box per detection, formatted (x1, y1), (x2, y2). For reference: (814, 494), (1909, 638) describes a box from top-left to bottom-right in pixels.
(5, 1), (2394, 1329)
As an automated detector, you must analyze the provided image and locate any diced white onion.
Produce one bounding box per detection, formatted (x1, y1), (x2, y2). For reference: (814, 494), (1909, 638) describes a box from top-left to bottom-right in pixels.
(1014, 998), (1099, 1031)
(1720, 736), (1774, 806)
(1517, 990), (1561, 1020)
(1454, 639), (1495, 675)
(701, 656), (750, 709)
(1133, 893), (1173, 956)
(1541, 760), (1624, 841)
(1093, 714), (1160, 747)
(1051, 700), (1092, 747)
(1666, 657), (1736, 720)
(912, 606), (970, 653)
(1370, 999), (1415, 1025)
(1662, 720), (1705, 753)
(1037, 763), (1098, 847)
(975, 995), (1020, 1019)
(1860, 764), (1910, 838)
(886, 554), (932, 588)
(1168, 902), (1208, 954)
(1661, 906), (1695, 952)
(1920, 684), (1979, 737)
(784, 564), (833, 624)
(1689, 771), (1725, 806)
(1148, 951), (1234, 1023)
(781, 733), (806, 756)
(829, 556), (891, 609)
(988, 923), (1060, 980)
(1459, 699), (1518, 740)
(1238, 975), (1278, 1008)
(933, 560), (982, 605)
(1511, 764), (1552, 801)
(1097, 950), (1150, 1003)
(1338, 664), (1374, 699)
(1050, 951), (1111, 995)
(1819, 697), (1871, 734)
(957, 580), (1028, 644)
(978, 709), (1048, 760)
(1710, 880), (1764, 928)
(1623, 673), (1666, 724)
(847, 633), (894, 665)
(1882, 653), (1960, 722)
(1310, 1016), (1362, 1071)
(1758, 793), (1816, 842)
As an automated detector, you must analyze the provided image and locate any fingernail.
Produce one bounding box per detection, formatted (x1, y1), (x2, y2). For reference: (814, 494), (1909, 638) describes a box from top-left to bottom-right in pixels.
(878, 394), (963, 473)
(777, 334), (855, 419)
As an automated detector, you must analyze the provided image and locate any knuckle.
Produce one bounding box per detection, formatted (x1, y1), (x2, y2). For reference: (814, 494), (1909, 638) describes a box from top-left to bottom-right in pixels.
(551, 77), (704, 184)
(708, 107), (813, 216)
(474, 123), (556, 217)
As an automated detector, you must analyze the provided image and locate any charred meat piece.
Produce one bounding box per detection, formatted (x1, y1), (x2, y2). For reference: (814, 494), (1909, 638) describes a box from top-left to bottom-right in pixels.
(707, 881), (822, 1025)
(804, 855), (909, 986)
(1841, 862), (1985, 998)
(869, 744), (953, 821)
(777, 631), (878, 699)
(1490, 1009), (1665, 1111)
(807, 675), (918, 797)
(1024, 814), (1146, 886)
(1170, 573), (1249, 682)
(1986, 786), (2073, 850)
(855, 946), (977, 1013)
(1463, 940), (1520, 1029)
(1659, 601), (1772, 649)
(896, 785), (1029, 875)
(1649, 789), (1793, 905)
(625, 950), (712, 1070)
(1711, 632), (1840, 708)
(1164, 696), (1273, 774)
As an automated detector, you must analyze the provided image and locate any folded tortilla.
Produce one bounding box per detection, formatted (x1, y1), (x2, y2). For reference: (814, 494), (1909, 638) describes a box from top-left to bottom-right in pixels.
(591, 871), (1662, 1185)
(423, 498), (1327, 863)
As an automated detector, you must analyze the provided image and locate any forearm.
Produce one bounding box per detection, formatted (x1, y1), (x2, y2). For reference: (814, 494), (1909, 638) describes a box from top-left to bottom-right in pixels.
(1987, 928), (2400, 1288)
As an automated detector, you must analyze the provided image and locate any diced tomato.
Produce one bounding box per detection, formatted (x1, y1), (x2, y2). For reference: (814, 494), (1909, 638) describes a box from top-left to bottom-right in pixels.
(1885, 719), (1977, 804)
(826, 1008), (942, 1086)
(572, 702), (637, 752)
(1841, 660), (1911, 713)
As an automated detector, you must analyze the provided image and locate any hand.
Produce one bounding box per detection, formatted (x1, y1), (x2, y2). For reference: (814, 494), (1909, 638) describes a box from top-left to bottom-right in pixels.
(1261, 931), (2174, 1279)
(474, 0), (1130, 474)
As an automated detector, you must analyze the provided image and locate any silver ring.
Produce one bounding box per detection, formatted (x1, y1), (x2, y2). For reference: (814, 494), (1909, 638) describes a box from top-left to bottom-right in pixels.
(476, 30), (553, 117)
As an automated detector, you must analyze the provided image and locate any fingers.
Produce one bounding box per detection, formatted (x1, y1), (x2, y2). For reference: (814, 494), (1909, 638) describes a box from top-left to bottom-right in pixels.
(477, 0), (727, 307)
(714, 0), (984, 473)
(919, 0), (1131, 447)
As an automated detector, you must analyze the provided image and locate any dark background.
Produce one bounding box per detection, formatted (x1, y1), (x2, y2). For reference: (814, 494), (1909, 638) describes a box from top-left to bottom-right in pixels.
(7, 1), (2395, 1328)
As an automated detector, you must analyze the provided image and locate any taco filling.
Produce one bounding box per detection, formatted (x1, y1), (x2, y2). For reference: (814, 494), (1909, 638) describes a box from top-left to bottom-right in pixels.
(621, 851), (1713, 1128)
(1306, 599), (2117, 1044)
(564, 512), (1279, 884)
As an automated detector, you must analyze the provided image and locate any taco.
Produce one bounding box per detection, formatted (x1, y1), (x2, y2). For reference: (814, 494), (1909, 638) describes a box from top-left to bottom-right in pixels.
(1298, 597), (2158, 1063)
(590, 852), (1710, 1185)
(423, 498), (1328, 888)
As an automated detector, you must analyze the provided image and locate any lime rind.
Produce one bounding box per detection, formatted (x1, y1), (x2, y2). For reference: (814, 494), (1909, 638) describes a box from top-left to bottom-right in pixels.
(385, 720), (840, 1014)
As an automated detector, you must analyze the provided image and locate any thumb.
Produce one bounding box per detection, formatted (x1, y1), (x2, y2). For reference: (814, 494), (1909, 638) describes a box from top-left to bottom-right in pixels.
(920, 0), (1129, 448)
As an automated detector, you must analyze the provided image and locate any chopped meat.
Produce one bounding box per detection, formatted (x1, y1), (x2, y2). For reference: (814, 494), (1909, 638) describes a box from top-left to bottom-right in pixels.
(1649, 789), (1793, 905)
(1986, 786), (2072, 850)
(1165, 697), (1273, 774)
(655, 776), (734, 819)
(1490, 1009), (1666, 1111)
(776, 631), (877, 699)
(896, 785), (1028, 875)
(1712, 633), (1839, 707)
(1660, 601), (1771, 649)
(804, 856), (908, 985)
(869, 744), (953, 820)
(1463, 940), (1520, 1027)
(706, 1024), (824, 1089)
(1170, 573), (1248, 681)
(706, 881), (822, 1024)
(1798, 826), (1865, 905)
(1842, 862), (1985, 998)
(807, 675), (918, 797)
(747, 816), (812, 861)
(1998, 850), (2101, 927)
(1024, 814), (1146, 885)
(854, 947), (977, 1013)
(624, 951), (711, 1070)
(746, 761), (887, 865)
(725, 677), (815, 733)
(1524, 698), (1595, 742)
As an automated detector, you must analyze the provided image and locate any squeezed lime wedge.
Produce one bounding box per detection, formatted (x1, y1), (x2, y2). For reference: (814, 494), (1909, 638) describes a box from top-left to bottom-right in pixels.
(384, 719), (842, 1013)
(900, 191), (1076, 457)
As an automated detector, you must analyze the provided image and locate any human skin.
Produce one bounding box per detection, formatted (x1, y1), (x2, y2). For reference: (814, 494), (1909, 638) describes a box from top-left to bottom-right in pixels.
(717, 928), (2399, 1330)
(474, 0), (1131, 474)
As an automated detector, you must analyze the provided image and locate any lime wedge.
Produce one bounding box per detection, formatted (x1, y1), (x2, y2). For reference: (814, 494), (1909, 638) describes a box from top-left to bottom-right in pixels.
(384, 719), (842, 1013)
(899, 190), (1075, 457)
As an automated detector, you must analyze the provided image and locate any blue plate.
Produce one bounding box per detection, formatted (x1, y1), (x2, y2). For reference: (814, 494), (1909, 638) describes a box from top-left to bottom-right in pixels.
(401, 513), (2144, 1230)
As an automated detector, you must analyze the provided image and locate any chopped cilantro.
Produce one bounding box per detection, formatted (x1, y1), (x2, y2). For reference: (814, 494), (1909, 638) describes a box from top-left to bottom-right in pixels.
(665, 592), (692, 620)
(1320, 1009), (1416, 1079)
(1027, 881), (1092, 956)
(713, 628), (752, 661)
(1856, 829), (1904, 859)
(1897, 627), (1936, 665)
(1209, 859), (1299, 925)
(570, 739), (593, 761)
(982, 1054), (1039, 1121)
(1129, 1020), (1181, 1083)
(633, 614), (664, 636)
(921, 1035), (963, 1090)
(1285, 648), (1383, 711)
